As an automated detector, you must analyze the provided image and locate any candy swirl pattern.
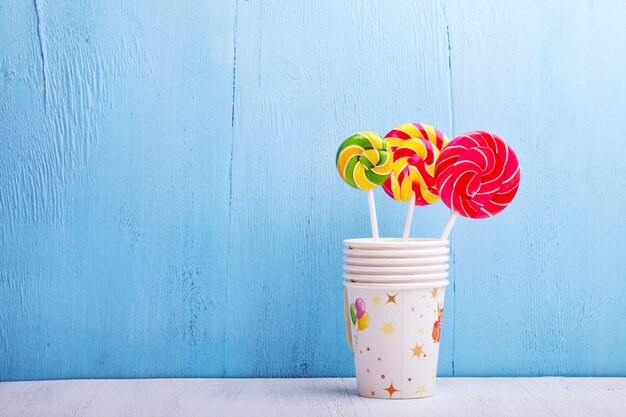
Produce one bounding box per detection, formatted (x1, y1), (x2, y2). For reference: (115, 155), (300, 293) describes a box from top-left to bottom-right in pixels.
(382, 123), (449, 206)
(434, 131), (520, 219)
(336, 132), (392, 189)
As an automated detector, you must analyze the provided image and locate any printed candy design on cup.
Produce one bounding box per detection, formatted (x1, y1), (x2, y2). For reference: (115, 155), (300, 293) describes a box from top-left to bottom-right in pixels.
(432, 303), (443, 343)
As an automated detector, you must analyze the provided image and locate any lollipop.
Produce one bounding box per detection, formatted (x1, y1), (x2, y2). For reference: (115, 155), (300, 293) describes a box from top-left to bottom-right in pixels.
(435, 131), (521, 239)
(336, 132), (392, 189)
(336, 132), (392, 238)
(382, 123), (449, 238)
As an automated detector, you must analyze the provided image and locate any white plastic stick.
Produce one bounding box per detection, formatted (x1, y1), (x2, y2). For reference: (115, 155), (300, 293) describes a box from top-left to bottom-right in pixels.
(367, 189), (379, 240)
(440, 211), (459, 241)
(402, 194), (416, 240)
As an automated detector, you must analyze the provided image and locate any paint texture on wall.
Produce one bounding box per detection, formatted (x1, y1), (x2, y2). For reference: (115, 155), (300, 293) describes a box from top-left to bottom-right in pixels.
(1, 0), (625, 381)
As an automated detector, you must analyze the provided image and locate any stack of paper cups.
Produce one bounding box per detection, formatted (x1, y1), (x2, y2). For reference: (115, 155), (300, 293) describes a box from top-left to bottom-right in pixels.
(342, 238), (450, 399)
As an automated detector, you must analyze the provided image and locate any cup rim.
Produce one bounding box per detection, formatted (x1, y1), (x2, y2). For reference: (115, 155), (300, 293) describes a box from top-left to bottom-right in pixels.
(344, 278), (450, 289)
(344, 238), (449, 249)
(343, 255), (450, 265)
(343, 264), (449, 274)
(343, 271), (449, 282)
(343, 248), (450, 258)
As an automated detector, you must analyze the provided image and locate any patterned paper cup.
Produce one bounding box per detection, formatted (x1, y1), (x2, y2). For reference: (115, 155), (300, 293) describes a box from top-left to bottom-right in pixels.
(343, 280), (449, 399)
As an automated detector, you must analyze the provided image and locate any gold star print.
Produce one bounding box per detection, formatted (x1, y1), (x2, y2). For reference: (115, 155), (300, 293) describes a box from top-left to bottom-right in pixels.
(384, 382), (399, 398)
(382, 322), (396, 335)
(417, 385), (427, 395)
(370, 390), (376, 397)
(431, 288), (439, 299)
(410, 343), (425, 358)
(409, 306), (416, 312)
(386, 293), (398, 305)
(418, 327), (424, 334)
(372, 295), (381, 305)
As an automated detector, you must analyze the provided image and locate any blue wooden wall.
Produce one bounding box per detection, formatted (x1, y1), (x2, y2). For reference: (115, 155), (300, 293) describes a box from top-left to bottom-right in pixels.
(1, 0), (625, 381)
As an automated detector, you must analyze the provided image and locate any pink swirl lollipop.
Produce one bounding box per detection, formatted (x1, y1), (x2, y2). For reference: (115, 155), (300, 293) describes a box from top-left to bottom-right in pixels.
(435, 131), (520, 238)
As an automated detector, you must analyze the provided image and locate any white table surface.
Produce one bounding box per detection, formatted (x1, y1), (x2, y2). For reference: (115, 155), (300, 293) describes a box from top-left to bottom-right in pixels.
(1, 377), (625, 417)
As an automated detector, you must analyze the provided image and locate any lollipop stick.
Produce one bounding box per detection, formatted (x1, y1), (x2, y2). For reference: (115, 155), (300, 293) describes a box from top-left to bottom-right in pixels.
(440, 211), (459, 241)
(367, 189), (379, 239)
(401, 194), (416, 240)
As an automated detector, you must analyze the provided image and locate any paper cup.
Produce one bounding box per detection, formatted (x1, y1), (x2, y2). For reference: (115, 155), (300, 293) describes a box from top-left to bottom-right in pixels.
(344, 264), (449, 275)
(343, 272), (448, 284)
(343, 256), (450, 267)
(344, 238), (449, 250)
(343, 280), (449, 399)
(344, 247), (450, 258)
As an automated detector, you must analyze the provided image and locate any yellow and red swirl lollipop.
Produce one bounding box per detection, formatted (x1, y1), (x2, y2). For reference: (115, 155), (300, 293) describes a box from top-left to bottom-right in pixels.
(435, 131), (520, 219)
(382, 123), (449, 206)
(336, 132), (392, 238)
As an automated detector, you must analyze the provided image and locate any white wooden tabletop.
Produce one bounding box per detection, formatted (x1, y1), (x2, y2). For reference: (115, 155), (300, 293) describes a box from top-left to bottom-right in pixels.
(0, 377), (625, 417)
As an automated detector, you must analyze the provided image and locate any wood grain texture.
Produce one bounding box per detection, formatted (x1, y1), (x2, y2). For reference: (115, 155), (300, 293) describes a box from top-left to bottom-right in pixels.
(445, 0), (626, 376)
(1, 378), (625, 417)
(1, 0), (625, 381)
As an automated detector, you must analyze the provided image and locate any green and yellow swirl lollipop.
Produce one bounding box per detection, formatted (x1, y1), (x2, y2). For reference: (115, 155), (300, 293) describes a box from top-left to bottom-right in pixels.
(336, 132), (392, 238)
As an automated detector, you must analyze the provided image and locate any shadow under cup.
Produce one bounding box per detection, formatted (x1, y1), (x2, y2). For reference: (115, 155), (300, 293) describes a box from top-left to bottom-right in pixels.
(342, 238), (450, 399)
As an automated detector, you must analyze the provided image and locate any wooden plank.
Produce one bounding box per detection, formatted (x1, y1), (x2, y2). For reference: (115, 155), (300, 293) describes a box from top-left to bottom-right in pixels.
(0, 0), (455, 382)
(515, 377), (626, 417)
(225, 0), (454, 377)
(0, 0), (237, 380)
(1, 0), (626, 383)
(1, 378), (625, 417)
(444, 0), (626, 376)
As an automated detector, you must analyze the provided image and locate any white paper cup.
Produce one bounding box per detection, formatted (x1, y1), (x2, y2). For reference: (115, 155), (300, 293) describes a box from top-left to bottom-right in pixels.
(343, 248), (450, 258)
(343, 256), (450, 267)
(343, 271), (449, 284)
(344, 238), (449, 250)
(344, 264), (449, 275)
(343, 280), (449, 399)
